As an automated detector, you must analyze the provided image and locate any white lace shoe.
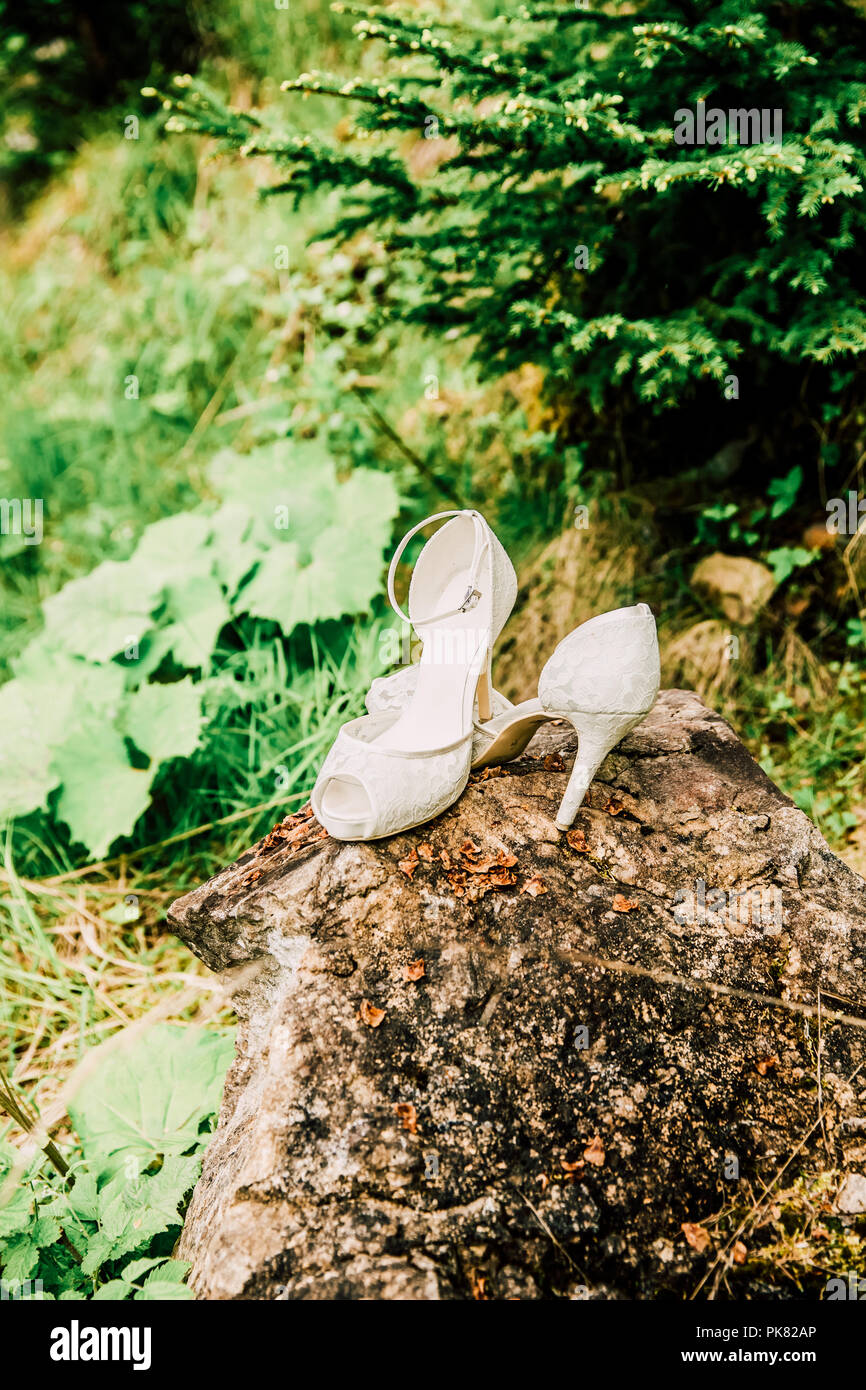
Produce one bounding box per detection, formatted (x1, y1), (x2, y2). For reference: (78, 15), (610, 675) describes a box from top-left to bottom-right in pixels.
(311, 509), (517, 840)
(366, 604), (660, 830)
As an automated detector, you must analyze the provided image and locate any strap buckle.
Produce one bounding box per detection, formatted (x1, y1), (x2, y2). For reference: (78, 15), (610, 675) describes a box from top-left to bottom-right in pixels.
(387, 510), (487, 627)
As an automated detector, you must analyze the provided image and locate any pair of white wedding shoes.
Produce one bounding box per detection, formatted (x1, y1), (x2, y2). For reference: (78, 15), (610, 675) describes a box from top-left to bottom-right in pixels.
(311, 510), (660, 842)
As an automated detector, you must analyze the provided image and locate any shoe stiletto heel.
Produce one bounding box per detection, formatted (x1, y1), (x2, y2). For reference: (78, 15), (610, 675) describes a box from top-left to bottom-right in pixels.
(548, 709), (646, 830)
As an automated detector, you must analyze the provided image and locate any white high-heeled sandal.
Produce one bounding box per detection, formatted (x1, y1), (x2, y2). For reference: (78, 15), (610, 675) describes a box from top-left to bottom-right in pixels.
(311, 509), (517, 841)
(367, 604), (660, 830)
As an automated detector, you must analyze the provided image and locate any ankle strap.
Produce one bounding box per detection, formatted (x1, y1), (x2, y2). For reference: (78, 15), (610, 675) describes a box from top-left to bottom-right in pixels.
(387, 509), (488, 627)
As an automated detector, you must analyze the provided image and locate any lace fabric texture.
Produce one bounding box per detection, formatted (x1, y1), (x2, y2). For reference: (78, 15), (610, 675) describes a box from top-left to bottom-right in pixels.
(486, 525), (518, 644)
(313, 713), (473, 839)
(539, 610), (660, 715)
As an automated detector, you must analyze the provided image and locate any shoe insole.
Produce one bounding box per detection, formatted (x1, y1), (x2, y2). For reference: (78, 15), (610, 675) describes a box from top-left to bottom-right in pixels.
(374, 567), (487, 753)
(321, 774), (370, 825)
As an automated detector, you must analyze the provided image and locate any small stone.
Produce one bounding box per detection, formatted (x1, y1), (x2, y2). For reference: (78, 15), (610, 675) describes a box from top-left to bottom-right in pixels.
(836, 1173), (866, 1214)
(691, 552), (776, 624)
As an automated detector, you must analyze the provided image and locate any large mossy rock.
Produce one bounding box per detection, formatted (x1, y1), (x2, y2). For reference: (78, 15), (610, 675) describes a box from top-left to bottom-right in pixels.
(168, 691), (866, 1300)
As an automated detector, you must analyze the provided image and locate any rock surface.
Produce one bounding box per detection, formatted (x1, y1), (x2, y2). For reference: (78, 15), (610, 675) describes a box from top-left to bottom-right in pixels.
(168, 690), (866, 1300)
(690, 552), (776, 625)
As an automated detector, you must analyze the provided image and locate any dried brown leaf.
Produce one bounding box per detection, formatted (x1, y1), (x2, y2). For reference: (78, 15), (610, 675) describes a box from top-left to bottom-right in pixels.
(446, 865), (517, 901)
(395, 1102), (418, 1134)
(359, 1000), (386, 1028)
(464, 849), (518, 874)
(583, 1135), (605, 1166)
(681, 1222), (711, 1254)
(472, 764), (509, 782)
(486, 868), (518, 888)
(398, 849), (420, 879)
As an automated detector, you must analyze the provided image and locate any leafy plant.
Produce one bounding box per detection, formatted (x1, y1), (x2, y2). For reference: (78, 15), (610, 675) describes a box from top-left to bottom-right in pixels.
(766, 465), (803, 520)
(765, 544), (819, 585)
(154, 0), (866, 508)
(0, 439), (399, 859)
(694, 501), (765, 549)
(0, 1024), (234, 1299)
(846, 616), (866, 649)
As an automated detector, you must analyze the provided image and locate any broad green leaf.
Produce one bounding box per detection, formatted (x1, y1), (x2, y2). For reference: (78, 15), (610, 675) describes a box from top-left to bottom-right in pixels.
(122, 678), (203, 764)
(0, 1234), (40, 1281)
(80, 1158), (202, 1274)
(68, 1024), (235, 1179)
(207, 440), (338, 561)
(206, 500), (263, 595)
(41, 560), (164, 662)
(121, 1255), (172, 1283)
(66, 1170), (99, 1224)
(0, 1143), (37, 1240)
(134, 1280), (194, 1300)
(233, 445), (399, 632)
(0, 678), (61, 818)
(232, 540), (301, 629)
(160, 573), (231, 668)
(31, 1214), (62, 1248)
(0, 1189), (34, 1242)
(131, 514), (213, 583)
(141, 1154), (203, 1212)
(92, 1280), (135, 1301)
(141, 1258), (191, 1284)
(12, 646), (128, 721)
(97, 1178), (144, 1243)
(0, 648), (129, 822)
(52, 719), (155, 859)
(81, 1206), (173, 1276)
(238, 497), (398, 631)
(132, 512), (211, 570)
(131, 514), (230, 666)
(333, 469), (401, 539)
